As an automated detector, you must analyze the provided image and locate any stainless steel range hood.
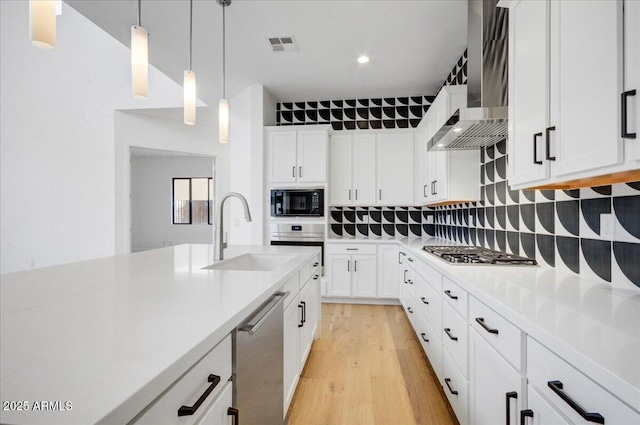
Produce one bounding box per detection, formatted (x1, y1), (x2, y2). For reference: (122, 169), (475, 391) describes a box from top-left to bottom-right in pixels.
(428, 0), (508, 151)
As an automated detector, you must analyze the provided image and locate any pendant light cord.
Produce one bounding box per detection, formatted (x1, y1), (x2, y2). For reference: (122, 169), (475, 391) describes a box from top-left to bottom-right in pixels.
(189, 0), (193, 70)
(137, 0), (141, 27)
(222, 2), (226, 99)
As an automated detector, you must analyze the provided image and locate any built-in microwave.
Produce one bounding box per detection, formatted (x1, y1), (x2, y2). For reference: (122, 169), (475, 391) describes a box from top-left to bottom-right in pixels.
(270, 189), (324, 217)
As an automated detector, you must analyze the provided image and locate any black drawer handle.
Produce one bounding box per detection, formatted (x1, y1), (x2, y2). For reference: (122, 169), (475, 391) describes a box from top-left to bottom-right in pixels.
(444, 327), (458, 341)
(476, 317), (499, 335)
(313, 275), (319, 280)
(506, 391), (517, 425)
(298, 304), (304, 328)
(228, 406), (239, 424)
(346, 248), (359, 251)
(622, 89), (637, 139)
(408, 279), (414, 285)
(520, 409), (533, 424)
(533, 132), (543, 164)
(545, 126), (556, 160)
(420, 297), (429, 305)
(407, 257), (413, 262)
(312, 262), (319, 267)
(301, 301), (306, 324)
(444, 290), (458, 300)
(444, 378), (458, 395)
(548, 380), (604, 424)
(407, 307), (413, 314)
(420, 332), (429, 342)
(177, 374), (221, 416)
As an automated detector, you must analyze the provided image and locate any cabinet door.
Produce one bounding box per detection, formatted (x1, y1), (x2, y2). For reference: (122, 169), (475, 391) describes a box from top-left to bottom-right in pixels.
(351, 255), (377, 298)
(283, 295), (300, 414)
(377, 244), (399, 298)
(624, 0), (640, 161)
(268, 131), (297, 183)
(353, 134), (377, 205)
(195, 381), (233, 425)
(298, 283), (314, 367)
(297, 130), (327, 183)
(326, 254), (351, 297)
(469, 330), (526, 425)
(376, 133), (414, 205)
(523, 386), (571, 425)
(307, 271), (320, 336)
(550, 0), (623, 176)
(427, 150), (448, 203)
(330, 136), (353, 205)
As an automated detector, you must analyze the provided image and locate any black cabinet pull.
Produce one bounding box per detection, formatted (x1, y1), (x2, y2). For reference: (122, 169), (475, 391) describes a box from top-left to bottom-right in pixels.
(301, 301), (306, 324)
(347, 260), (350, 272)
(348, 189), (351, 200)
(476, 317), (499, 335)
(407, 257), (413, 262)
(228, 407), (239, 424)
(313, 275), (319, 280)
(444, 290), (458, 300)
(444, 378), (458, 395)
(420, 297), (429, 304)
(520, 409), (533, 424)
(424, 184), (428, 197)
(354, 260), (357, 272)
(346, 248), (359, 251)
(444, 327), (458, 341)
(545, 126), (556, 160)
(407, 307), (413, 313)
(177, 374), (221, 416)
(505, 391), (517, 425)
(355, 189), (358, 200)
(312, 262), (319, 267)
(292, 166), (295, 178)
(548, 380), (604, 424)
(298, 304), (304, 328)
(403, 269), (408, 283)
(408, 279), (414, 285)
(622, 89), (637, 139)
(299, 166), (302, 178)
(431, 181), (436, 195)
(398, 252), (402, 264)
(379, 189), (382, 200)
(533, 132), (543, 164)
(420, 332), (429, 342)
(434, 180), (438, 194)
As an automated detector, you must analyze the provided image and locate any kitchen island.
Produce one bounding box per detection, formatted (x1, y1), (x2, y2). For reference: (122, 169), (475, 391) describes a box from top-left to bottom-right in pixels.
(0, 244), (320, 425)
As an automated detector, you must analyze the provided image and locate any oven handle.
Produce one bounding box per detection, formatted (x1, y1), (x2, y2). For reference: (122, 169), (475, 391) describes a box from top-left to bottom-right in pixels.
(237, 292), (289, 335)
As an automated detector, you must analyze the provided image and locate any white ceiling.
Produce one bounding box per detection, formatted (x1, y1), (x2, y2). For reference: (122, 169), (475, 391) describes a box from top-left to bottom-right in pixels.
(66, 0), (468, 106)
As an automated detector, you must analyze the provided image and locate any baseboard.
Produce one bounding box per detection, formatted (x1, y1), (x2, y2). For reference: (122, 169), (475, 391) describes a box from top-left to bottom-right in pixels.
(321, 296), (401, 305)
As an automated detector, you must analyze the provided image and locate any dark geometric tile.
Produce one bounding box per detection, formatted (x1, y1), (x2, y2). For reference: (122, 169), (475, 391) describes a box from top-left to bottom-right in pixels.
(486, 161), (495, 183)
(306, 110), (318, 122)
(507, 231), (520, 255)
(496, 156), (507, 180)
(344, 210), (356, 223)
(486, 207), (495, 228)
(370, 107), (382, 119)
(345, 99), (356, 107)
(344, 121), (356, 130)
(331, 122), (343, 131)
(382, 210), (395, 222)
(557, 236), (579, 274)
(496, 139), (507, 155)
(409, 210), (422, 222)
(507, 186), (520, 204)
(540, 190), (555, 201)
(469, 227), (477, 245)
(330, 224), (342, 236)
(370, 120), (382, 129)
(486, 229), (495, 250)
(422, 224), (436, 236)
(356, 120), (369, 130)
(563, 189), (580, 199)
(613, 242), (640, 287)
(581, 198), (611, 235)
(507, 205), (519, 231)
(556, 200), (579, 236)
(626, 181), (640, 191)
(592, 185), (612, 196)
(581, 239), (612, 282)
(383, 120), (395, 129)
(496, 206), (506, 229)
(397, 119), (409, 128)
(330, 109), (343, 121)
(537, 234), (555, 267)
(477, 207), (485, 227)
(369, 210), (381, 223)
(396, 224), (408, 237)
(480, 164), (485, 185)
(496, 230), (506, 252)
(396, 210), (409, 223)
(486, 184), (495, 206)
(521, 204), (535, 232)
(383, 224), (395, 236)
(496, 181), (506, 205)
(486, 145), (495, 160)
(370, 224), (381, 236)
(357, 224), (369, 236)
(613, 196), (640, 239)
(330, 210), (343, 223)
(521, 232), (536, 260)
(410, 224), (422, 236)
(477, 228), (485, 247)
(536, 202), (555, 234)
(344, 224), (355, 236)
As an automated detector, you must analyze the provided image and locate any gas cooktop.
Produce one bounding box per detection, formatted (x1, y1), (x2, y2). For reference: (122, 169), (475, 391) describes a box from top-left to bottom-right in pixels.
(423, 246), (537, 265)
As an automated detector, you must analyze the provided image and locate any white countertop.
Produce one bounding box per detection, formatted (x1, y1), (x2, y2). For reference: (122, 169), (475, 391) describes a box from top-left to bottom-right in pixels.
(0, 244), (319, 425)
(328, 237), (640, 409)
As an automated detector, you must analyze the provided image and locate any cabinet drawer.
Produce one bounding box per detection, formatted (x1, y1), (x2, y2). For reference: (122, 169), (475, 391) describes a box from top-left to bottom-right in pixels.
(443, 347), (470, 425)
(413, 309), (443, 382)
(281, 272), (300, 307)
(310, 253), (321, 275)
(416, 260), (442, 292)
(442, 302), (469, 378)
(469, 296), (523, 371)
(527, 337), (638, 425)
(326, 243), (376, 255)
(415, 274), (442, 341)
(403, 293), (417, 328)
(194, 380), (233, 425)
(133, 334), (232, 425)
(525, 385), (571, 425)
(442, 277), (468, 319)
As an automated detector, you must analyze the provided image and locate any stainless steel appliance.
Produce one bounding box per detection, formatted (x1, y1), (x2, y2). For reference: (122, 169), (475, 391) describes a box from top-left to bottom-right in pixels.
(270, 223), (325, 269)
(235, 291), (288, 425)
(423, 246), (537, 265)
(270, 189), (324, 217)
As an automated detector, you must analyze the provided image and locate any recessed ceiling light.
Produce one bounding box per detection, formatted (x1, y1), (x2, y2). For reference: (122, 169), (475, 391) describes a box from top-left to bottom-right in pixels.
(357, 56), (370, 64)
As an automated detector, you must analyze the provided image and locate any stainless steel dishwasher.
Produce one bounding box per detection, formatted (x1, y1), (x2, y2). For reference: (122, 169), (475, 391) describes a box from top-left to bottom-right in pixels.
(234, 291), (288, 425)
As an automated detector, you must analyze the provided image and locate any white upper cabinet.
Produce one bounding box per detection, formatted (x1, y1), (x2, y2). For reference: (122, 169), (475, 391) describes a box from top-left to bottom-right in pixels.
(329, 134), (376, 206)
(624, 0), (640, 161)
(267, 128), (328, 184)
(329, 135), (353, 205)
(504, 0), (632, 189)
(376, 133), (414, 205)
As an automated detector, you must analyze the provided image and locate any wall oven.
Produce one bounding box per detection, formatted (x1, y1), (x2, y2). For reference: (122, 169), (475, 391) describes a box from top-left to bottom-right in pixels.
(270, 223), (325, 271)
(270, 189), (324, 217)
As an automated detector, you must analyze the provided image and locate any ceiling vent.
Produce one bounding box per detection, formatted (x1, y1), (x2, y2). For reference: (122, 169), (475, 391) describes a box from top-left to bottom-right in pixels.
(267, 36), (298, 52)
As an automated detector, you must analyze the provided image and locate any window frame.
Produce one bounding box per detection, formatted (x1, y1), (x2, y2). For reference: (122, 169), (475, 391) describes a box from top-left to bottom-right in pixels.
(172, 177), (213, 225)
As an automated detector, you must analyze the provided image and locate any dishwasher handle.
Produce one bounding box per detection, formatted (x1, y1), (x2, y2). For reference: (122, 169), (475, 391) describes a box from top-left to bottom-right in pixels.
(237, 291), (289, 335)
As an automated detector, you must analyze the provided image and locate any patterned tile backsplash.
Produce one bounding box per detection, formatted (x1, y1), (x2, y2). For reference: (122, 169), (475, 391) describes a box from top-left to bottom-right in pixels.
(330, 206), (436, 240)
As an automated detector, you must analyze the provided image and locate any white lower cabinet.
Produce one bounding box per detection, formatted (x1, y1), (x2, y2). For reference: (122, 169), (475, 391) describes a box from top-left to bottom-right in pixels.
(522, 386), (571, 425)
(325, 243), (377, 298)
(413, 307), (443, 382)
(195, 381), (233, 425)
(299, 282), (314, 366)
(283, 292), (300, 414)
(443, 346), (470, 425)
(442, 301), (469, 378)
(377, 244), (399, 298)
(469, 329), (526, 425)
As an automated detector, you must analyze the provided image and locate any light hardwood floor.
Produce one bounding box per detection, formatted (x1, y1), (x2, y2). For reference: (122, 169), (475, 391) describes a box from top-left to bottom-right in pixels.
(287, 303), (458, 425)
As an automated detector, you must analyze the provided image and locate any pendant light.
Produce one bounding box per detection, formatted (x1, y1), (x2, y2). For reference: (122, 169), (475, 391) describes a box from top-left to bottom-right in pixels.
(217, 0), (230, 144)
(131, 0), (148, 99)
(184, 0), (196, 125)
(29, 0), (56, 50)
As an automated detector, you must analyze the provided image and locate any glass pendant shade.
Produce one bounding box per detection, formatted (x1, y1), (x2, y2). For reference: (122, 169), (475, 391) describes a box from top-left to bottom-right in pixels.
(29, 0), (56, 50)
(219, 99), (229, 143)
(183, 70), (197, 125)
(131, 25), (148, 99)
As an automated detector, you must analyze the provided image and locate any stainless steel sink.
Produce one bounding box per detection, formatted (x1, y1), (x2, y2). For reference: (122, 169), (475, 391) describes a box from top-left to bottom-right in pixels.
(203, 253), (296, 271)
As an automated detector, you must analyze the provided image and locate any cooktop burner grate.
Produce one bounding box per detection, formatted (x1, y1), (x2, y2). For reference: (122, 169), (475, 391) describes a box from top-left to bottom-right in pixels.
(423, 246), (537, 265)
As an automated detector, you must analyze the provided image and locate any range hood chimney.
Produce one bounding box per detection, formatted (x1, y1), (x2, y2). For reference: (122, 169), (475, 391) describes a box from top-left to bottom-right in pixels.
(428, 0), (508, 151)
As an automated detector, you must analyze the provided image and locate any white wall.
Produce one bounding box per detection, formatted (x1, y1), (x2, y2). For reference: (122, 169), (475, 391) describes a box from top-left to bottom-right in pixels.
(0, 1), (186, 274)
(131, 155), (214, 252)
(114, 109), (230, 254)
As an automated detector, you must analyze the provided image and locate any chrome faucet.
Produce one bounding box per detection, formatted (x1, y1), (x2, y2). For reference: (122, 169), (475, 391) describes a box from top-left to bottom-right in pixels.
(214, 192), (252, 261)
